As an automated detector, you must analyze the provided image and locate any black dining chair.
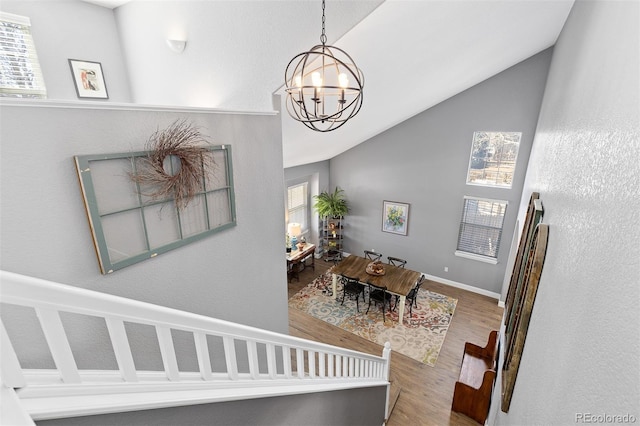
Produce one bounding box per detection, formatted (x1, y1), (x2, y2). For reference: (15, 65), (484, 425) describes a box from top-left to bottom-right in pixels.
(364, 250), (383, 261)
(405, 275), (426, 318)
(340, 275), (365, 312)
(366, 282), (393, 322)
(387, 256), (407, 268)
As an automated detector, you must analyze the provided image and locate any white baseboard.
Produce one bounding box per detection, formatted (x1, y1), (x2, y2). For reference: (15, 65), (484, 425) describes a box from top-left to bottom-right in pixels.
(335, 255), (503, 306)
(422, 273), (502, 304)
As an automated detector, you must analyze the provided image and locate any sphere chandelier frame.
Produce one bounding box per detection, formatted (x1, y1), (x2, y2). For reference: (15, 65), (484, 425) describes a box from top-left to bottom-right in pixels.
(284, 0), (364, 132)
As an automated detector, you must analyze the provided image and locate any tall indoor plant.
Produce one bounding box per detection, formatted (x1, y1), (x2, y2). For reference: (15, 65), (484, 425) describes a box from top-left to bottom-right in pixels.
(313, 187), (349, 218)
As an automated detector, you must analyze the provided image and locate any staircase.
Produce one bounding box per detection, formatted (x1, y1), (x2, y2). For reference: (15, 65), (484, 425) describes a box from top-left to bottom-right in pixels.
(0, 271), (391, 425)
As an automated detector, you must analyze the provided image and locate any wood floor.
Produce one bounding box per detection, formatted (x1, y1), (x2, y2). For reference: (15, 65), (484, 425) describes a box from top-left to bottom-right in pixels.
(288, 257), (504, 426)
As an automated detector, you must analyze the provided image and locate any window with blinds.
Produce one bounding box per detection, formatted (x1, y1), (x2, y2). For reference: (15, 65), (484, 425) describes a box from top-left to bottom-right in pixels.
(0, 12), (47, 98)
(287, 182), (308, 233)
(455, 196), (508, 263)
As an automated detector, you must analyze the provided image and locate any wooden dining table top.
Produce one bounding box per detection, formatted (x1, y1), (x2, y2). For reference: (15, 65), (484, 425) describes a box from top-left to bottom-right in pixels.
(332, 255), (421, 297)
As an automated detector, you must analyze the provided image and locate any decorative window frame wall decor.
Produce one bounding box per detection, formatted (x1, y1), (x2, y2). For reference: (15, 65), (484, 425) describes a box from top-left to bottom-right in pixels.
(74, 145), (235, 274)
(501, 192), (547, 412)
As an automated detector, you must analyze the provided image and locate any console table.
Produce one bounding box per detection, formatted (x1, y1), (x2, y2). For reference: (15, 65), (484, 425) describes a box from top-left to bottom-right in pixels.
(286, 243), (315, 282)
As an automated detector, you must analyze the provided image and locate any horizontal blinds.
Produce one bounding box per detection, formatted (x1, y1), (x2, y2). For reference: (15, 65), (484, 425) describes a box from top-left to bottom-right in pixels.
(287, 182), (308, 232)
(0, 12), (47, 98)
(287, 183), (306, 210)
(457, 198), (507, 258)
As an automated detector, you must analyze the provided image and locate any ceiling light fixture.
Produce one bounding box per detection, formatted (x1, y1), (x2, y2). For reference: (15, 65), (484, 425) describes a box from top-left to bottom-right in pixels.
(166, 39), (186, 53)
(284, 0), (364, 132)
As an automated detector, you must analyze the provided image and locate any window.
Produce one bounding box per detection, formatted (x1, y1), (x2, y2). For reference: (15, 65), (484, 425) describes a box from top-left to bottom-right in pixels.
(466, 132), (521, 188)
(455, 197), (508, 263)
(0, 12), (47, 98)
(287, 181), (308, 234)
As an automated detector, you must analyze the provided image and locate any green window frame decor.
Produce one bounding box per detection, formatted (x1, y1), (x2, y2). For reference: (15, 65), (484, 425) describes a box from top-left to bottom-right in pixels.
(74, 145), (235, 274)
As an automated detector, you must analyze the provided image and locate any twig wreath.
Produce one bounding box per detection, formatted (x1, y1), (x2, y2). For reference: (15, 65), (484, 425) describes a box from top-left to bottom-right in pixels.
(130, 120), (215, 210)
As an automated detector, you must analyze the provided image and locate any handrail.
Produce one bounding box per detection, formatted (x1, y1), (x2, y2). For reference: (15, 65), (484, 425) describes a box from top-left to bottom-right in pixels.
(0, 270), (391, 422)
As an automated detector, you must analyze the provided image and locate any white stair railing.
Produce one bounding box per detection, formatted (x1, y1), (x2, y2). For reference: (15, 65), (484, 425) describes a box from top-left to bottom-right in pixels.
(0, 270), (391, 424)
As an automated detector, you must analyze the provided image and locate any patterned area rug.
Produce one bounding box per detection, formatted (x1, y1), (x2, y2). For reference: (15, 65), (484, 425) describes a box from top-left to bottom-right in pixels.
(289, 269), (458, 366)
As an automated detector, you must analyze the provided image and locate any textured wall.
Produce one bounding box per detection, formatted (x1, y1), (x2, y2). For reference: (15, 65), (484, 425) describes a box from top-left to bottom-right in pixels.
(329, 49), (553, 294)
(491, 0), (640, 423)
(0, 104), (288, 370)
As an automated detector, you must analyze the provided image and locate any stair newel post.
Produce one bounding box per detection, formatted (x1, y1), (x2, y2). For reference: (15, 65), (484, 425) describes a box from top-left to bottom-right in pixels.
(382, 342), (391, 380)
(382, 341), (392, 424)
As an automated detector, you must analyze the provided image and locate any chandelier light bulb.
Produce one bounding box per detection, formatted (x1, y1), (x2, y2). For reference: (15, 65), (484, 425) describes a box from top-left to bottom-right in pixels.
(294, 75), (302, 88)
(311, 72), (323, 87)
(338, 73), (349, 88)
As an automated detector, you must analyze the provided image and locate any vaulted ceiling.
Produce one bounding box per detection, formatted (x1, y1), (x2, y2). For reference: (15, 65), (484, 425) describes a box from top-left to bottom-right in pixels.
(84, 0), (575, 168)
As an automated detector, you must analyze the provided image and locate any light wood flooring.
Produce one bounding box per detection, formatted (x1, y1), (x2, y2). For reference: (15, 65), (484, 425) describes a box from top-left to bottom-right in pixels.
(288, 257), (504, 426)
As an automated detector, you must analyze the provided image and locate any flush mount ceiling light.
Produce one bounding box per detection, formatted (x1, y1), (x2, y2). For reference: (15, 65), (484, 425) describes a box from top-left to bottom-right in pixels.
(284, 0), (364, 132)
(166, 39), (186, 53)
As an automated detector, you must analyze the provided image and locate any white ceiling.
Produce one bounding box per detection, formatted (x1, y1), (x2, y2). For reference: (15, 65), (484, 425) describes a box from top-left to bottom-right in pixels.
(84, 0), (575, 168)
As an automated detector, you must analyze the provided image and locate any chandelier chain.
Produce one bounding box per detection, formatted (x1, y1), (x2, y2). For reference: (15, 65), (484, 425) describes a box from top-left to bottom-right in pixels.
(320, 0), (327, 45)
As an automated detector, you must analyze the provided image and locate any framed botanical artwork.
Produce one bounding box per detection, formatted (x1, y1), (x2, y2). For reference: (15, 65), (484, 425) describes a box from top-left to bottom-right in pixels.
(382, 200), (410, 236)
(68, 59), (109, 99)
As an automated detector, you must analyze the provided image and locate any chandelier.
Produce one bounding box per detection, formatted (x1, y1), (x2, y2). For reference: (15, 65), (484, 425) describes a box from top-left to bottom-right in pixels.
(284, 0), (364, 132)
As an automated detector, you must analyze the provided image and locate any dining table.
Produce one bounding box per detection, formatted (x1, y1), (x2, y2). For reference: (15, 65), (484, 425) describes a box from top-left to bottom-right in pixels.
(331, 255), (422, 325)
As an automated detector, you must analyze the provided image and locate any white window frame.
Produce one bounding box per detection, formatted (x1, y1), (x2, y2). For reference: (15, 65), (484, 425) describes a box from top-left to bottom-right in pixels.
(286, 180), (309, 237)
(455, 196), (508, 264)
(0, 12), (47, 98)
(466, 131), (521, 189)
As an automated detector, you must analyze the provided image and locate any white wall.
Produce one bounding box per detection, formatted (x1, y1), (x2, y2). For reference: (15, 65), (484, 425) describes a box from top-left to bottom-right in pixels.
(1, 0), (132, 102)
(491, 0), (640, 423)
(113, 0), (381, 110)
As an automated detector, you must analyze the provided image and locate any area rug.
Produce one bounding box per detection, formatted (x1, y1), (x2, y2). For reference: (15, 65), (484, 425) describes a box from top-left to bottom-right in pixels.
(288, 269), (457, 366)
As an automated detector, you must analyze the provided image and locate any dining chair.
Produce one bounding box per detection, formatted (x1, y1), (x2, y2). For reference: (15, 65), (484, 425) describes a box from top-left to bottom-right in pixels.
(387, 256), (407, 268)
(366, 282), (393, 322)
(405, 275), (426, 318)
(364, 250), (383, 261)
(340, 275), (365, 312)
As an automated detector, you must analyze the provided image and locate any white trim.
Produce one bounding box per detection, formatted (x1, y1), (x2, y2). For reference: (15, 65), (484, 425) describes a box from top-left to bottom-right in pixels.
(1, 386), (35, 426)
(0, 98), (279, 115)
(462, 195), (509, 204)
(422, 273), (501, 301)
(0, 11), (31, 25)
(454, 250), (499, 264)
(2, 270), (391, 423)
(19, 378), (388, 421)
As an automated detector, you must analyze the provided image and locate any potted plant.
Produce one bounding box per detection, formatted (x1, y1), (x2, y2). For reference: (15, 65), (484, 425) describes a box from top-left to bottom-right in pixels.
(312, 187), (349, 218)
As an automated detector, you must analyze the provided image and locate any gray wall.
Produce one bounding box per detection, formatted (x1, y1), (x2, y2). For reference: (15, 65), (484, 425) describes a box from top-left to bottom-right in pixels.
(329, 49), (553, 294)
(0, 104), (289, 364)
(38, 385), (386, 426)
(490, 0), (639, 423)
(1, 0), (132, 102)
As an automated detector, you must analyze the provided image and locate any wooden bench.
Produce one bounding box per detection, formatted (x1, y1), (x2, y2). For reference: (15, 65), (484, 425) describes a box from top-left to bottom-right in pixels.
(451, 330), (499, 424)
